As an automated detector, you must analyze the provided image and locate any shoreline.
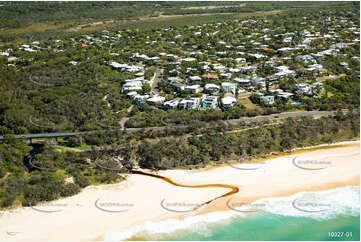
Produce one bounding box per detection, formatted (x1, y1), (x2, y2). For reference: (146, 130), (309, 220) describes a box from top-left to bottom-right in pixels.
(203, 139), (360, 171)
(0, 140), (359, 241)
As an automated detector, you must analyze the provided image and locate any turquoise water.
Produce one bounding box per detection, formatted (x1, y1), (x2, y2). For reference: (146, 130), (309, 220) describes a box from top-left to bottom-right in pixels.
(106, 186), (360, 241)
(171, 213), (360, 241)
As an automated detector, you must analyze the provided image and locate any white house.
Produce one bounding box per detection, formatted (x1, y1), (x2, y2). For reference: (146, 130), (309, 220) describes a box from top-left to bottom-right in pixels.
(122, 81), (143, 93)
(221, 96), (238, 108)
(178, 98), (200, 110)
(234, 78), (251, 87)
(296, 83), (311, 94)
(295, 55), (316, 63)
(202, 95), (218, 109)
(306, 64), (323, 73)
(163, 99), (180, 109)
(0, 52), (9, 57)
(146, 95), (165, 106)
(188, 76), (202, 83)
(277, 47), (294, 54)
(185, 84), (201, 93)
(204, 83), (220, 93)
(235, 57), (246, 64)
(261, 95), (275, 104)
(221, 82), (237, 94)
(134, 95), (150, 104)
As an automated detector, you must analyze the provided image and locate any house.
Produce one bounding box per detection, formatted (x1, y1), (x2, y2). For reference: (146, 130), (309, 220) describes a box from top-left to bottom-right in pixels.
(213, 64), (227, 72)
(251, 76), (266, 86)
(221, 96), (237, 108)
(110, 61), (128, 69)
(168, 77), (183, 84)
(178, 98), (200, 110)
(146, 95), (165, 106)
(235, 57), (246, 64)
(122, 81), (142, 93)
(229, 68), (241, 73)
(126, 91), (138, 99)
(185, 84), (201, 93)
(275, 66), (295, 78)
(221, 82), (237, 94)
(277, 47), (294, 54)
(261, 95), (275, 104)
(202, 95), (218, 109)
(331, 43), (349, 49)
(220, 73), (232, 79)
(306, 64), (323, 73)
(296, 83), (311, 94)
(134, 95), (150, 104)
(126, 65), (143, 73)
(234, 78), (251, 87)
(202, 73), (219, 80)
(240, 65), (257, 73)
(283, 37), (293, 43)
(276, 66), (290, 73)
(339, 62), (349, 68)
(204, 83), (220, 93)
(0, 52), (9, 57)
(311, 82), (323, 93)
(295, 55), (316, 63)
(249, 53), (266, 59)
(171, 83), (186, 92)
(69, 61), (78, 66)
(163, 99), (180, 109)
(188, 76), (202, 83)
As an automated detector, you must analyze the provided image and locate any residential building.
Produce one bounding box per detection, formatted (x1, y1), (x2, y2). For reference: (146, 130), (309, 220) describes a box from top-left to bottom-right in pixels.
(261, 95), (275, 104)
(146, 95), (165, 106)
(221, 82), (237, 94)
(202, 95), (218, 109)
(185, 84), (201, 93)
(221, 96), (238, 108)
(178, 98), (200, 110)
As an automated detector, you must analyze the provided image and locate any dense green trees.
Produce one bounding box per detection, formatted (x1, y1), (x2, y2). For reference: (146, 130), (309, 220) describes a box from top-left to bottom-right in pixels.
(134, 111), (360, 170)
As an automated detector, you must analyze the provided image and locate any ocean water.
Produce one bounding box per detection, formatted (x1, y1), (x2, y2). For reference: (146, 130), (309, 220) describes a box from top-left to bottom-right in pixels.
(105, 186), (360, 241)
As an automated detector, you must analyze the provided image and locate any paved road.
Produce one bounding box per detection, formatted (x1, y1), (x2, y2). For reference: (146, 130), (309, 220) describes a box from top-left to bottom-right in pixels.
(150, 69), (163, 95)
(226, 110), (335, 126)
(0, 110), (340, 141)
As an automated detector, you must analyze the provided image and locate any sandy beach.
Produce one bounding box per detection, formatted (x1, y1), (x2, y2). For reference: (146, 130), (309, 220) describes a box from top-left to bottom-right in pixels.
(0, 140), (359, 241)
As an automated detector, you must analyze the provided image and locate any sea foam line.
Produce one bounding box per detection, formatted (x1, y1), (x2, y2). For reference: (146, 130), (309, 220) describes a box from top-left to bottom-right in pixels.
(105, 186), (360, 241)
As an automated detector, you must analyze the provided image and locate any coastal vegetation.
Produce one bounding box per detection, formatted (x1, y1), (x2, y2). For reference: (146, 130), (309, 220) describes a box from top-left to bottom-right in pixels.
(0, 2), (359, 210)
(0, 111), (359, 208)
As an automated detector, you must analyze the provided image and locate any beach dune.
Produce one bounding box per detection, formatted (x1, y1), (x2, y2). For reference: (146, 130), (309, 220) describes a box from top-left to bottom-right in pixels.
(0, 141), (359, 241)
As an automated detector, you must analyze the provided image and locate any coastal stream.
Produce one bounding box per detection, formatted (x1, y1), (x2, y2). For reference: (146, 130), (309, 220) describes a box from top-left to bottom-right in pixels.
(131, 170), (239, 210)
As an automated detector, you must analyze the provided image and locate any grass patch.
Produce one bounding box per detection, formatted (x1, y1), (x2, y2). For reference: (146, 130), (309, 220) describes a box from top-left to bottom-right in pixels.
(238, 97), (258, 109)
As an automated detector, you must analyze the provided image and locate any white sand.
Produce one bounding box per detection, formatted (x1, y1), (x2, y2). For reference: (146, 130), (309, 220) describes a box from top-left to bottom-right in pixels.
(0, 140), (359, 241)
